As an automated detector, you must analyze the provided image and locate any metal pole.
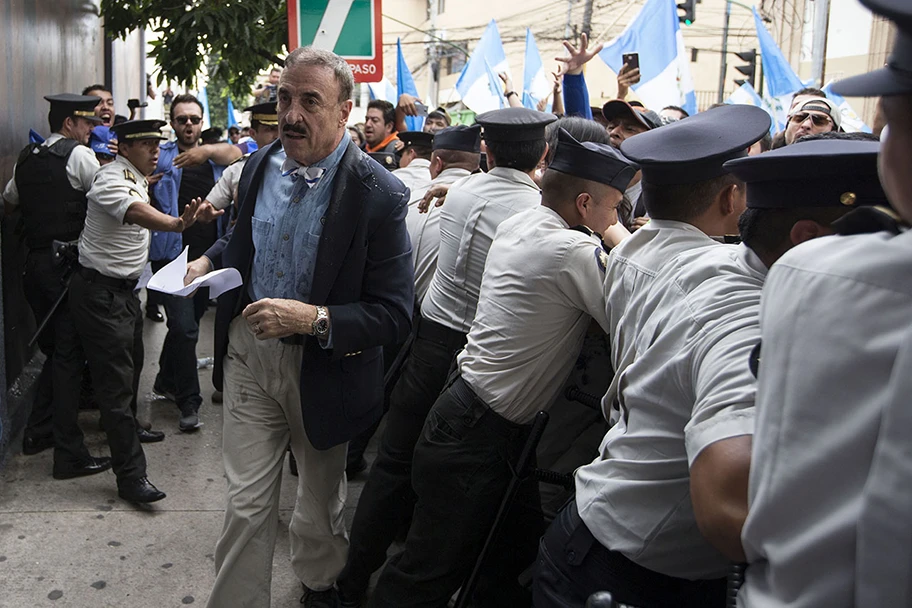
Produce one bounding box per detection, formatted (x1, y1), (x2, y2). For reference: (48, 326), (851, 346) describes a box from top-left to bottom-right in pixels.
(810, 0), (830, 86)
(427, 0), (439, 108)
(717, 0), (731, 103)
(565, 0), (574, 39)
(581, 0), (594, 38)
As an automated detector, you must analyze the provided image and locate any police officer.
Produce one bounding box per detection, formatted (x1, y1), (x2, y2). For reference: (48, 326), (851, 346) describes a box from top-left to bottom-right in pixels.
(533, 105), (771, 608)
(2, 94), (102, 458)
(66, 119), (203, 503)
(369, 129), (639, 608)
(336, 108), (553, 606)
(406, 125), (481, 302)
(198, 101), (280, 224)
(391, 130), (433, 194)
(738, 1), (912, 605)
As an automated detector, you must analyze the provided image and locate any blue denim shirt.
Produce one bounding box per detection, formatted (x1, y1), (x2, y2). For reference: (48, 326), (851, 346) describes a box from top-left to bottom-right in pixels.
(249, 133), (350, 303)
(150, 140), (226, 261)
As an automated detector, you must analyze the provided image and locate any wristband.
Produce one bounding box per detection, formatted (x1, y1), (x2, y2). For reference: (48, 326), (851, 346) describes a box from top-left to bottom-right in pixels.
(504, 91), (517, 98)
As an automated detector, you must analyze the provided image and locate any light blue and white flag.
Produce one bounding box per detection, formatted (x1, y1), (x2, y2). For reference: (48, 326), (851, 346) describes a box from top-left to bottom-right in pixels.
(226, 97), (239, 130)
(522, 29), (551, 111)
(598, 0), (696, 115)
(823, 82), (872, 133)
(753, 6), (803, 130)
(726, 82), (778, 134)
(368, 78), (397, 104)
(456, 20), (511, 113)
(397, 38), (425, 131)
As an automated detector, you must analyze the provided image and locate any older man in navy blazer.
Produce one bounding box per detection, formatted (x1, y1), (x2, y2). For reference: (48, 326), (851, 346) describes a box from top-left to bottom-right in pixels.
(187, 47), (414, 608)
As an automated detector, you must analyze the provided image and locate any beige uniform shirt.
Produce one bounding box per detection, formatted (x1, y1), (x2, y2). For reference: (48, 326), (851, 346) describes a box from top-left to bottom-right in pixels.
(206, 156), (246, 210)
(2, 133), (100, 210)
(78, 156), (152, 280)
(458, 205), (610, 424)
(575, 220), (764, 580)
(392, 158), (432, 196)
(405, 167), (472, 302)
(739, 230), (912, 608)
(421, 167), (541, 332)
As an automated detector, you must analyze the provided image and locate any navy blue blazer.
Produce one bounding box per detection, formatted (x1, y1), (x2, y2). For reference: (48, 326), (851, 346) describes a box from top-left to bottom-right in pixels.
(205, 138), (415, 450)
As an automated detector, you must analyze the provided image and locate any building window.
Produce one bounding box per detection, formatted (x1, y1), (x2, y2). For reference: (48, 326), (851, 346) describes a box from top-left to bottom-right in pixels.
(445, 43), (467, 75)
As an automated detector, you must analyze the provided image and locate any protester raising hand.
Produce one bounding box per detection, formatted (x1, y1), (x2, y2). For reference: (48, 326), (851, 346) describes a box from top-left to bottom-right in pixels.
(555, 32), (604, 76)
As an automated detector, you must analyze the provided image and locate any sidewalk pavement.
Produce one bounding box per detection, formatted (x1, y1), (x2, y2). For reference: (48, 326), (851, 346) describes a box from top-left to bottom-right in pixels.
(0, 305), (378, 607)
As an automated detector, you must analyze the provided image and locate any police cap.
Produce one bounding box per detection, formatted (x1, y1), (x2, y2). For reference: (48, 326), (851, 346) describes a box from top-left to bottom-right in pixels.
(475, 107), (557, 142)
(433, 125), (481, 152)
(110, 119), (168, 141)
(549, 128), (639, 193)
(620, 104), (771, 186)
(831, 0), (912, 97)
(724, 139), (886, 209)
(244, 101), (278, 125)
(45, 94), (104, 123)
(398, 131), (434, 149)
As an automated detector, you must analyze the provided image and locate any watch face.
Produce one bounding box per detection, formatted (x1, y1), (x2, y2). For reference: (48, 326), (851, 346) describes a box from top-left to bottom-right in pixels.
(314, 318), (329, 336)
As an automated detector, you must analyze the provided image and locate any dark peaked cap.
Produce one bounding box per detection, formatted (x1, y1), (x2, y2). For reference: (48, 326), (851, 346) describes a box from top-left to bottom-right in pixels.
(549, 128), (639, 193)
(831, 0), (912, 97)
(244, 101), (278, 125)
(724, 139), (887, 209)
(45, 94), (104, 122)
(433, 125), (481, 152)
(620, 104), (771, 186)
(111, 119), (167, 141)
(398, 131), (434, 148)
(475, 107), (557, 142)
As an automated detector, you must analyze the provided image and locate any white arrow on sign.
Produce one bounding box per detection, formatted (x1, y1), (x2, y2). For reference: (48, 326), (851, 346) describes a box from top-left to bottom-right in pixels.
(312, 0), (356, 51)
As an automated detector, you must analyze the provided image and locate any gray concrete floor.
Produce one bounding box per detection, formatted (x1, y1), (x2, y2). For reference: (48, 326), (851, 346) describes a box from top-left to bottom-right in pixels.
(0, 303), (378, 608)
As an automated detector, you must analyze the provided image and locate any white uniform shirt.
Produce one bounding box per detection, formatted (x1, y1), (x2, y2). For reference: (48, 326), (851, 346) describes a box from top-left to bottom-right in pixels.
(575, 220), (764, 580)
(206, 156), (246, 210)
(78, 156), (152, 280)
(392, 158), (432, 195)
(458, 205), (610, 424)
(739, 230), (912, 608)
(405, 166), (472, 302)
(421, 167), (541, 332)
(2, 133), (100, 209)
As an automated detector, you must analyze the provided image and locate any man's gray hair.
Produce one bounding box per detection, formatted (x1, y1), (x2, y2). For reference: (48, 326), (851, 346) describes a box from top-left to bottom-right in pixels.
(283, 46), (354, 103)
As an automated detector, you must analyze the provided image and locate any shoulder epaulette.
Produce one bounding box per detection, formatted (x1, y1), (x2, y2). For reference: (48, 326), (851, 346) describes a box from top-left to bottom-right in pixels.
(832, 205), (906, 236)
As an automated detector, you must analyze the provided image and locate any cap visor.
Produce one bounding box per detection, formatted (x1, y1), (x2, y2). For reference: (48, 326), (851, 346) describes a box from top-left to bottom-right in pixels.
(830, 67), (912, 97)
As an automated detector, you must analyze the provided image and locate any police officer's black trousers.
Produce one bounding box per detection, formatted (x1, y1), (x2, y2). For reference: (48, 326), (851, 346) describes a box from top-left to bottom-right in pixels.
(369, 375), (543, 608)
(63, 272), (147, 481)
(532, 500), (726, 608)
(22, 248), (70, 441)
(338, 317), (466, 600)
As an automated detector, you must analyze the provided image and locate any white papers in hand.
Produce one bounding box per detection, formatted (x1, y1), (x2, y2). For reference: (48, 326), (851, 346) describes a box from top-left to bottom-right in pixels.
(147, 246), (243, 299)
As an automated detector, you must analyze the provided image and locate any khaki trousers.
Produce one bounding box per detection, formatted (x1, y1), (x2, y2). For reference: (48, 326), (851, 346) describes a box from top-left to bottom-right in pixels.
(208, 317), (348, 608)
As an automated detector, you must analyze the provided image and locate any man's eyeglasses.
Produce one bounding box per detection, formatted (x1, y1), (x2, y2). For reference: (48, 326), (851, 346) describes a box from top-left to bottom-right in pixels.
(174, 115), (202, 125)
(789, 112), (832, 127)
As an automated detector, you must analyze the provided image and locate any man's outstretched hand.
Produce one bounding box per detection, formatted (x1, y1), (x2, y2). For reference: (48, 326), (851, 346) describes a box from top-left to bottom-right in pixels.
(555, 33), (605, 76)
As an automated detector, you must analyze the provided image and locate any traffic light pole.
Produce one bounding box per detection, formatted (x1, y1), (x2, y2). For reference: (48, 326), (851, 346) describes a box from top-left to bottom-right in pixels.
(717, 0), (732, 103)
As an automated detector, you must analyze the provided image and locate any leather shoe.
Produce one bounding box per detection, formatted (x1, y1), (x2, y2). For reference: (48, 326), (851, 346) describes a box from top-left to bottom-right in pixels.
(300, 585), (341, 607)
(53, 456), (113, 480)
(137, 428), (165, 443)
(118, 476), (166, 503)
(145, 307), (165, 322)
(22, 434), (54, 456)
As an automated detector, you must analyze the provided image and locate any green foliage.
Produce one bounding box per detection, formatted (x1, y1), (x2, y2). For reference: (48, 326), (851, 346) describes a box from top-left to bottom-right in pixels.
(100, 0), (288, 101)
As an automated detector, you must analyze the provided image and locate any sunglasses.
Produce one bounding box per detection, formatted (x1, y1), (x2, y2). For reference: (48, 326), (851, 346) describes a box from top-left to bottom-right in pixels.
(789, 112), (832, 127)
(174, 115), (202, 125)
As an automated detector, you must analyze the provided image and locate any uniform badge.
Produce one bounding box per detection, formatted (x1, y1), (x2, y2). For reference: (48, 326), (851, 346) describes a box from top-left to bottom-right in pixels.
(594, 247), (609, 273)
(129, 189), (141, 199)
(123, 169), (137, 183)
